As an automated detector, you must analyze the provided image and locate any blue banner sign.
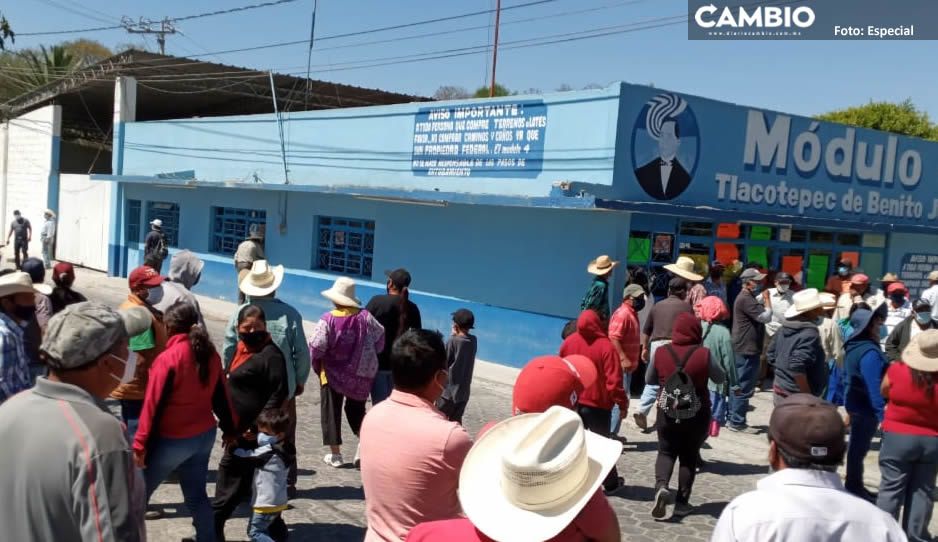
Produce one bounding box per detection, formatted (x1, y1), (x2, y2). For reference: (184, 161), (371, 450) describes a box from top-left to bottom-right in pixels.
(898, 253), (938, 298)
(621, 83), (938, 228)
(411, 101), (547, 178)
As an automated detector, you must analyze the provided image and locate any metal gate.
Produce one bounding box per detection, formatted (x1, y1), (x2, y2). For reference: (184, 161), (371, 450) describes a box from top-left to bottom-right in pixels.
(56, 174), (112, 271)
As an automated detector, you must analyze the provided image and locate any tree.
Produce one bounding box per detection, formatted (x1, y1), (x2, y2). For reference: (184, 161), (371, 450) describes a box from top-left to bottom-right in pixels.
(62, 38), (112, 65)
(817, 99), (938, 141)
(17, 45), (77, 88)
(0, 39), (113, 103)
(472, 83), (511, 98)
(0, 11), (12, 50)
(433, 85), (470, 101)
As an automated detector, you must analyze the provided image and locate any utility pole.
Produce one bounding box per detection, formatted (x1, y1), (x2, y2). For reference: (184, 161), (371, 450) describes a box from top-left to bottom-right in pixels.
(122, 17), (176, 54)
(489, 0), (502, 98)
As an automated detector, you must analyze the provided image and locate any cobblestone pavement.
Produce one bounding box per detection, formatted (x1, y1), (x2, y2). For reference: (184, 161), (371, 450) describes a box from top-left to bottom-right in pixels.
(63, 267), (925, 542)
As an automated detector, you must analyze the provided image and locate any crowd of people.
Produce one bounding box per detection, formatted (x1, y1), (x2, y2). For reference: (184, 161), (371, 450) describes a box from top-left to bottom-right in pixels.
(0, 217), (937, 542)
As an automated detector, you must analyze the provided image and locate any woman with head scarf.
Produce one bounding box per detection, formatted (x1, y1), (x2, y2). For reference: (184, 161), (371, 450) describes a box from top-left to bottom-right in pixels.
(844, 306), (889, 501)
(696, 296), (738, 437)
(49, 262), (87, 314)
(646, 312), (724, 520)
(877, 329), (938, 542)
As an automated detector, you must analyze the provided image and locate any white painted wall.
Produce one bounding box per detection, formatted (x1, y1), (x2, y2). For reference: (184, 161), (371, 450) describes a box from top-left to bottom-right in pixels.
(57, 174), (112, 271)
(5, 105), (60, 257)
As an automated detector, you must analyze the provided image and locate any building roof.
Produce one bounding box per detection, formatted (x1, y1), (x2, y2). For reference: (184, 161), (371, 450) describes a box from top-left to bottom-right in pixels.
(2, 49), (426, 143)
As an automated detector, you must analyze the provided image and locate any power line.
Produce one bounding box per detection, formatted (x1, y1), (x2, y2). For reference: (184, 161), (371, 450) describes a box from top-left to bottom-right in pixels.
(35, 0), (119, 26)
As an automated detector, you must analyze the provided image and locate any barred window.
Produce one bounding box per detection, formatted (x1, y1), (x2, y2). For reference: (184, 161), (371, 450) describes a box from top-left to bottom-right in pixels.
(314, 216), (375, 278)
(211, 206), (266, 256)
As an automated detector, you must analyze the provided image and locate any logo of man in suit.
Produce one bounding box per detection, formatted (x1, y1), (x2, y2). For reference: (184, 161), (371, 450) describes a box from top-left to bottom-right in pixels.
(632, 93), (698, 201)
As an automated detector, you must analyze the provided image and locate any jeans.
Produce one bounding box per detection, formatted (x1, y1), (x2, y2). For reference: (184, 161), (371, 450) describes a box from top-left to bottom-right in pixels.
(638, 340), (670, 417)
(610, 371), (633, 435)
(248, 511), (287, 542)
(121, 399), (144, 442)
(710, 391), (727, 425)
(728, 354), (759, 428)
(877, 432), (938, 542)
(144, 428), (217, 542)
(846, 412), (879, 494)
(370, 370), (393, 405)
(41, 238), (53, 268)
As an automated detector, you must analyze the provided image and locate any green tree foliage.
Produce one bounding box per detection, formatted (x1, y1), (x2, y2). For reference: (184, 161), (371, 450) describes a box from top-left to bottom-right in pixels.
(0, 11), (12, 50)
(817, 99), (938, 141)
(0, 40), (112, 104)
(433, 85), (470, 101)
(472, 83), (511, 98)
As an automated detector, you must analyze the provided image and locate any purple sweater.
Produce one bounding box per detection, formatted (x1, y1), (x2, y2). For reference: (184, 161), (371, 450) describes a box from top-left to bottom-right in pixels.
(309, 309), (385, 401)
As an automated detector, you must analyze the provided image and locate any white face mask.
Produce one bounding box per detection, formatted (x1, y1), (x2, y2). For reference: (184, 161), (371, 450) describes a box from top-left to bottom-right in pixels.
(109, 352), (138, 384)
(776, 284), (789, 293)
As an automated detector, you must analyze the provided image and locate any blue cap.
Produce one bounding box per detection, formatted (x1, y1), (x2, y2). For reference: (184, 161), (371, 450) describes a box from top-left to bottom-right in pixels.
(846, 309), (874, 343)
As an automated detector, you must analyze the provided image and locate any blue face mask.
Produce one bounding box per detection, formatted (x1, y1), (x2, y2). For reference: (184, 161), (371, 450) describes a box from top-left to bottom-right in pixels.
(916, 312), (932, 326)
(257, 432), (278, 447)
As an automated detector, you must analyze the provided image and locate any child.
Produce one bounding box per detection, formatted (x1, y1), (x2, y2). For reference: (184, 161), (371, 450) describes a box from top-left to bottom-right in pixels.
(695, 296), (738, 438)
(436, 309), (478, 424)
(235, 408), (291, 542)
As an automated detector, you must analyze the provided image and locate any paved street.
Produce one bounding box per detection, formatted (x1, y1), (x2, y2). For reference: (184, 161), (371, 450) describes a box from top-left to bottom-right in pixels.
(56, 266), (919, 541)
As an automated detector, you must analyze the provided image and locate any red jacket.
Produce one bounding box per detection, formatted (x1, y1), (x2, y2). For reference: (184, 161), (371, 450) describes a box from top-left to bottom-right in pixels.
(560, 310), (628, 411)
(134, 334), (236, 455)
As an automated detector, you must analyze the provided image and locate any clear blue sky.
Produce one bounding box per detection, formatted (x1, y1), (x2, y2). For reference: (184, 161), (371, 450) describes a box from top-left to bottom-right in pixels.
(6, 0), (936, 118)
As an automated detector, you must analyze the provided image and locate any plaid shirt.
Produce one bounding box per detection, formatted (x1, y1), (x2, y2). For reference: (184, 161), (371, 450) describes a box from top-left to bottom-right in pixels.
(0, 312), (30, 403)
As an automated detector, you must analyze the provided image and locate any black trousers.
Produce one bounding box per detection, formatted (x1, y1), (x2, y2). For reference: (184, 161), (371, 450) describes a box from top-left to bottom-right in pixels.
(286, 397), (298, 487)
(13, 238), (26, 269)
(577, 405), (620, 490)
(212, 439), (256, 542)
(655, 408), (710, 503)
(321, 384), (366, 447)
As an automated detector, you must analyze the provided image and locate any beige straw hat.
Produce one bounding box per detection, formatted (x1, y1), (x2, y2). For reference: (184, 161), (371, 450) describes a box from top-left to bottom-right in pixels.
(664, 256), (703, 282)
(239, 260), (284, 297)
(321, 277), (361, 308)
(458, 406), (622, 542)
(586, 255), (618, 276)
(902, 329), (938, 373)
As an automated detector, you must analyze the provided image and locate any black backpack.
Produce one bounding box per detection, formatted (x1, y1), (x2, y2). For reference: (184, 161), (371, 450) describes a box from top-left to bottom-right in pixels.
(656, 344), (701, 422)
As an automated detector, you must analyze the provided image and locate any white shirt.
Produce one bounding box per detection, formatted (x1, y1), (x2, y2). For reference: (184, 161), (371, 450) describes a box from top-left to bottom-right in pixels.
(760, 288), (794, 337)
(883, 300), (911, 347)
(711, 469), (906, 542)
(923, 284), (938, 319)
(659, 159), (673, 194)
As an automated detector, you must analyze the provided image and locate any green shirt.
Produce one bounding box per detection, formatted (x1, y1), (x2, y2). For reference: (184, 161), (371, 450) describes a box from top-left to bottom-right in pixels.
(579, 277), (610, 320)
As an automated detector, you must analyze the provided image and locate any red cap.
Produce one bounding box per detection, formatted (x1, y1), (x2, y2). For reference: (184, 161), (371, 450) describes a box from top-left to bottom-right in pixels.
(850, 273), (870, 285)
(887, 282), (908, 295)
(128, 265), (163, 290)
(512, 355), (597, 415)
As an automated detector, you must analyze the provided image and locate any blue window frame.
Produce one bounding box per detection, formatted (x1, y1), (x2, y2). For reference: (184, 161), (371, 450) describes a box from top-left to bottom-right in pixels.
(126, 199), (141, 243)
(146, 201), (179, 247)
(211, 206), (266, 256)
(314, 216), (375, 278)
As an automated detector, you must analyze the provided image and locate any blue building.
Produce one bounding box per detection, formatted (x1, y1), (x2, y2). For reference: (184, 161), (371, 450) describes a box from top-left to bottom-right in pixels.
(96, 80), (938, 368)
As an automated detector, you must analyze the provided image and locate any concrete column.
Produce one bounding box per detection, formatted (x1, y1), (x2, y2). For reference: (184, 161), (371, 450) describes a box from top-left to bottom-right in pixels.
(108, 76), (137, 276)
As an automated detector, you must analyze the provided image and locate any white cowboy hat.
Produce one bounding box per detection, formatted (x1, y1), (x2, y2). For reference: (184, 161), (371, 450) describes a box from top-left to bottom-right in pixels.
(44, 208), (56, 218)
(321, 276), (361, 308)
(586, 255), (618, 276)
(664, 256), (703, 282)
(784, 288), (825, 318)
(239, 260), (284, 298)
(150, 218), (163, 228)
(0, 271), (46, 298)
(819, 292), (837, 308)
(903, 330), (938, 373)
(459, 405), (622, 542)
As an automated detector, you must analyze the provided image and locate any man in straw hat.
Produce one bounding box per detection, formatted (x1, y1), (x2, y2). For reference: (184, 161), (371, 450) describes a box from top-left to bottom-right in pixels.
(580, 255), (618, 321)
(224, 259), (309, 497)
(879, 272), (900, 295)
(0, 271), (47, 402)
(665, 256), (705, 309)
(40, 209), (56, 269)
(0, 302), (152, 541)
(143, 218), (168, 274)
(234, 223), (266, 304)
(712, 394), (905, 542)
(767, 289), (828, 405)
(408, 406), (622, 542)
(634, 276), (694, 431)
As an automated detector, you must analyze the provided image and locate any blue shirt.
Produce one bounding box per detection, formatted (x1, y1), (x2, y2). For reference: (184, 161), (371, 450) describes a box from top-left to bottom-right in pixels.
(0, 312), (31, 403)
(223, 297), (311, 399)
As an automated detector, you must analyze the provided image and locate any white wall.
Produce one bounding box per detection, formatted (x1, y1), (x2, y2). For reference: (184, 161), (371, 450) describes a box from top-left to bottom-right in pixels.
(57, 174), (112, 271)
(5, 105), (60, 257)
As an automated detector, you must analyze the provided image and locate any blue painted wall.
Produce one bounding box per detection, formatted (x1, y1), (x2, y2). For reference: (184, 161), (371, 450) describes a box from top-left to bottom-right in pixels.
(121, 183), (632, 367)
(120, 87), (620, 199)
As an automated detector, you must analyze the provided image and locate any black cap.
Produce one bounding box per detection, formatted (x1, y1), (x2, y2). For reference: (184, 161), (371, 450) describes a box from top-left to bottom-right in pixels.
(915, 299), (932, 312)
(385, 268), (412, 289)
(775, 272), (792, 282)
(452, 308), (475, 330)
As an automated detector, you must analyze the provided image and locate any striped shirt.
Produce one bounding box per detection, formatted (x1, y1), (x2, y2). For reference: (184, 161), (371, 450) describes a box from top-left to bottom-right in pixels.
(0, 311), (30, 403)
